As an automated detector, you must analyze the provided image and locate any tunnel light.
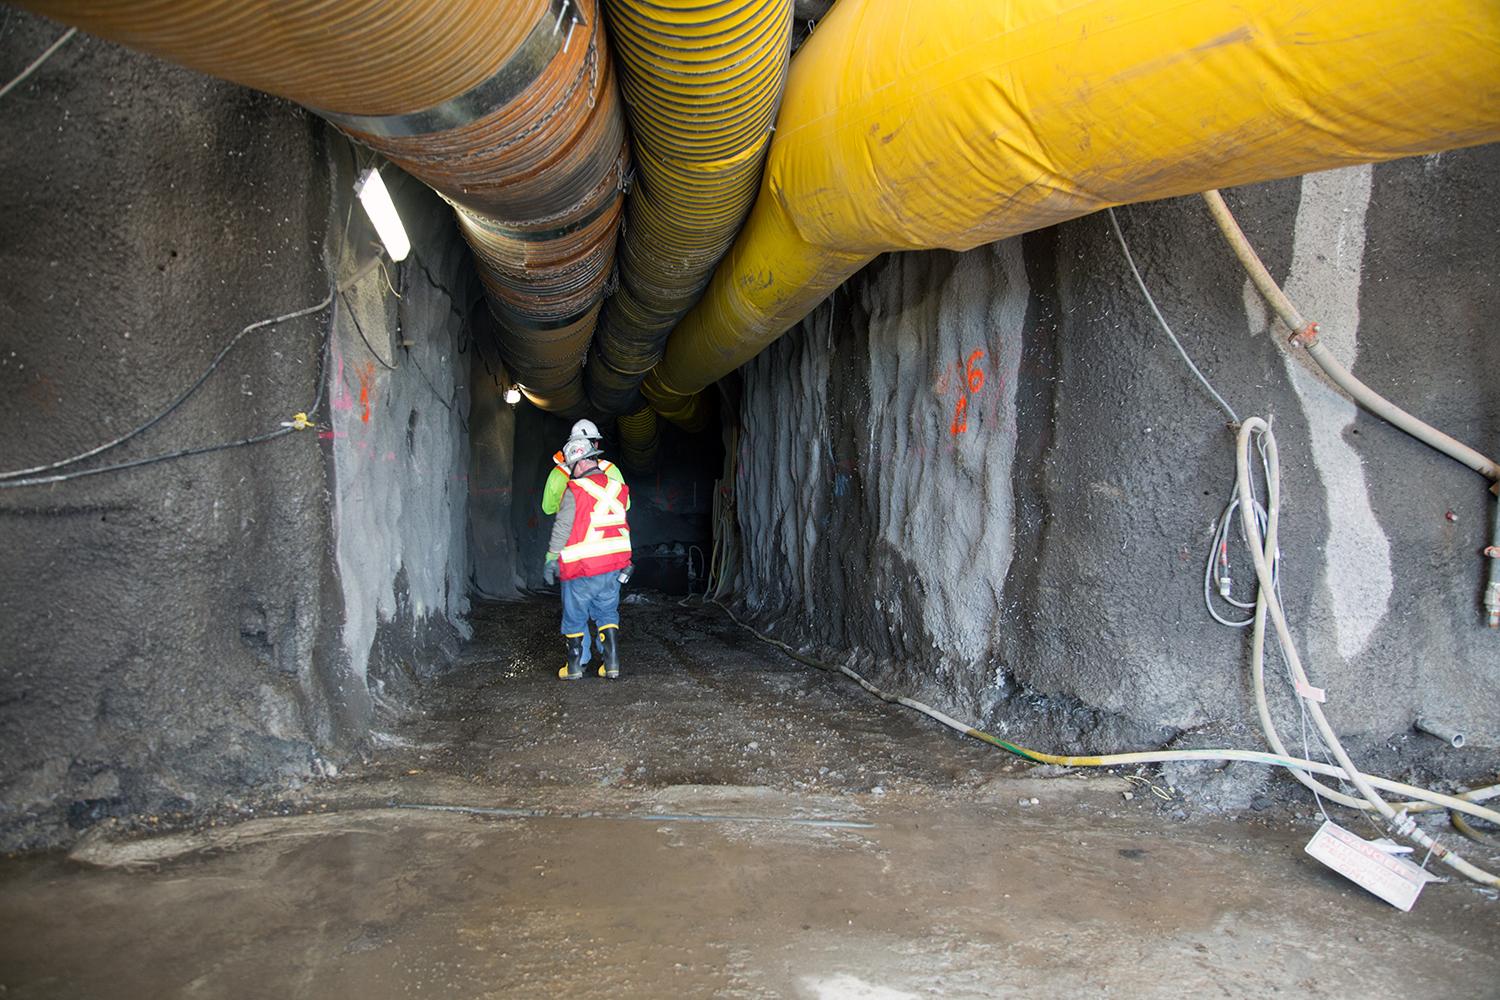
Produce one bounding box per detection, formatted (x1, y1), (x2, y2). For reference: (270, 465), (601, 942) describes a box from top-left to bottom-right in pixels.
(504, 386), (523, 405)
(354, 167), (410, 262)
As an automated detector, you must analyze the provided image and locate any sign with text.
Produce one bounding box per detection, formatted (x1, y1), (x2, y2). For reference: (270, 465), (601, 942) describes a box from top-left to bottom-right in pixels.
(1304, 820), (1435, 912)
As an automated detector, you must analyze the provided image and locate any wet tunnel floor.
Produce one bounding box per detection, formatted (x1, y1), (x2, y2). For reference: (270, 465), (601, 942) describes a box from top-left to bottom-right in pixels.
(4, 597), (1500, 998)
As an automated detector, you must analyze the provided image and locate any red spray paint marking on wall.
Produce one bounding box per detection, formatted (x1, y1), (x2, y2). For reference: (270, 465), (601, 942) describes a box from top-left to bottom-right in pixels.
(357, 361), (375, 424)
(950, 349), (986, 436)
(331, 339), (354, 413)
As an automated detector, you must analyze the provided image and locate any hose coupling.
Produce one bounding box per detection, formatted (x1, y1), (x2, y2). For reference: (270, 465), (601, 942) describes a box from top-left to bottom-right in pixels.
(1289, 320), (1320, 347)
(1485, 581), (1500, 629)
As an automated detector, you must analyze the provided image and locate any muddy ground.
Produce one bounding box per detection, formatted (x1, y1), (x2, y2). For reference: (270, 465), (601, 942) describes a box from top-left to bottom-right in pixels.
(2, 596), (1497, 998)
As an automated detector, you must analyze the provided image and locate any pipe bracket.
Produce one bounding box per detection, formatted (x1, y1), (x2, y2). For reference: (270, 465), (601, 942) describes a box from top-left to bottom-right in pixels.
(1289, 320), (1320, 347)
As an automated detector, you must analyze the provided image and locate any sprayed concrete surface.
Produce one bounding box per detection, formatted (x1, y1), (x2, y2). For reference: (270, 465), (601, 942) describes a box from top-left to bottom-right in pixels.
(734, 147), (1500, 766)
(0, 13), (481, 849)
(3, 598), (1498, 998)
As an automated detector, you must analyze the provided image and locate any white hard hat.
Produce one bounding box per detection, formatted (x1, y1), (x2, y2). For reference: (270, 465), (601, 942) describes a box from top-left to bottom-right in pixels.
(564, 437), (596, 467)
(570, 418), (602, 442)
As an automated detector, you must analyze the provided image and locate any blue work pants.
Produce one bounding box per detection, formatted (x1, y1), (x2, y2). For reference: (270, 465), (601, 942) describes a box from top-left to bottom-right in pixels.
(560, 570), (621, 640)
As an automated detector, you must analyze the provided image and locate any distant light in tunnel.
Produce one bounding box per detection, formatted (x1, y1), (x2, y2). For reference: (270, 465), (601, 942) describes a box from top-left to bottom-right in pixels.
(504, 386), (522, 405)
(354, 167), (410, 262)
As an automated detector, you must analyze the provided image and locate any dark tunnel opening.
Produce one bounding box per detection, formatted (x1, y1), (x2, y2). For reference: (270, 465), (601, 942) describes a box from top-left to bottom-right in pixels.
(506, 399), (725, 597)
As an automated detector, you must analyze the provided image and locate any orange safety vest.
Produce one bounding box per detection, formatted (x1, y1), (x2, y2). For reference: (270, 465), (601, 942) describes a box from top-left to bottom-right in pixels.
(559, 472), (632, 581)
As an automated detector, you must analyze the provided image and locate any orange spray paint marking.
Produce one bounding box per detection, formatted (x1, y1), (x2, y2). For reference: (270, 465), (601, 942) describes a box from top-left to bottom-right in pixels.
(965, 350), (986, 392)
(950, 395), (969, 435)
(357, 361), (375, 424)
(949, 349), (987, 436)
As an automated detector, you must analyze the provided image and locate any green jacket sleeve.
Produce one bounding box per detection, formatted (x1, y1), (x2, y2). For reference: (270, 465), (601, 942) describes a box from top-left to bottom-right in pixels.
(605, 461), (630, 511)
(541, 466), (566, 515)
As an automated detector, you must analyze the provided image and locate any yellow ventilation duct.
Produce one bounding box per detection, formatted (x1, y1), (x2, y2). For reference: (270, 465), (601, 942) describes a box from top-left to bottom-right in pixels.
(642, 0), (1500, 425)
(586, 0), (792, 439)
(617, 405), (661, 473)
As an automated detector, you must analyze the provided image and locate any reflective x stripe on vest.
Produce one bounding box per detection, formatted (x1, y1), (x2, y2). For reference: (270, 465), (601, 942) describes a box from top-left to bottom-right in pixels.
(559, 473), (632, 579)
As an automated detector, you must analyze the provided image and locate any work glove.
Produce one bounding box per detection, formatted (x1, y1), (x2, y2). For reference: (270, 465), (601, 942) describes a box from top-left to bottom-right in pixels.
(543, 556), (559, 586)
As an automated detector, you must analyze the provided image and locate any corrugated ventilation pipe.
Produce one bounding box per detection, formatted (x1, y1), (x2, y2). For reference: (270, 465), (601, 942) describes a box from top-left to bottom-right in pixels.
(588, 0), (793, 463)
(616, 406), (661, 472)
(27, 0), (629, 416)
(640, 0), (1500, 426)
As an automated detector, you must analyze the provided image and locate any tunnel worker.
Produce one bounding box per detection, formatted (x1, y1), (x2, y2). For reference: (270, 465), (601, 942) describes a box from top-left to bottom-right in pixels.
(543, 436), (633, 680)
(541, 418), (623, 515)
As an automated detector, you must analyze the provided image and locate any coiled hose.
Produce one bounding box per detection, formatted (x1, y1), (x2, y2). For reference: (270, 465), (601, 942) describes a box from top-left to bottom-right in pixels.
(617, 405), (661, 472)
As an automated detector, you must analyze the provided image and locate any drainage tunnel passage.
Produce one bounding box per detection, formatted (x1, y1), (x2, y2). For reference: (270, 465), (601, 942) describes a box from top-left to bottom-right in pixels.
(3, 2), (1500, 996)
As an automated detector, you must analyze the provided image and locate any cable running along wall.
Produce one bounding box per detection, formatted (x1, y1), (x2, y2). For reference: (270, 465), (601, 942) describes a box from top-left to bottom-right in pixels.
(26, 0), (629, 416)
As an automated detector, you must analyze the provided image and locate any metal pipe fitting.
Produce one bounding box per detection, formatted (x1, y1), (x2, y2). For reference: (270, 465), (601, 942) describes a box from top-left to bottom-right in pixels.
(1415, 718), (1467, 750)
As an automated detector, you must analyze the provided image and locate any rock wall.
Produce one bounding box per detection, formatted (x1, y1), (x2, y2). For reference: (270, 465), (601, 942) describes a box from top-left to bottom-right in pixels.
(467, 341), (520, 599)
(326, 169), (475, 715)
(0, 16), (475, 848)
(736, 146), (1500, 764)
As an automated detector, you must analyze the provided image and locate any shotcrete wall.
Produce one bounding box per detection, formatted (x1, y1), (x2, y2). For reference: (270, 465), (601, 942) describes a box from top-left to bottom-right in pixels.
(735, 148), (1500, 767)
(0, 17), (475, 849)
(327, 173), (476, 712)
(467, 347), (520, 599)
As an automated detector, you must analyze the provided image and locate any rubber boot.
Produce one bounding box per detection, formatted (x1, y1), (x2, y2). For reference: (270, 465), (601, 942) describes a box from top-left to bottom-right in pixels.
(558, 634), (586, 681)
(597, 627), (620, 679)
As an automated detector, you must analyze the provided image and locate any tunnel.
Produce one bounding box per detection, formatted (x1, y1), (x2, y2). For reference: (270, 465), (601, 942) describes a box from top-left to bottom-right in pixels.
(3, 1), (1500, 995)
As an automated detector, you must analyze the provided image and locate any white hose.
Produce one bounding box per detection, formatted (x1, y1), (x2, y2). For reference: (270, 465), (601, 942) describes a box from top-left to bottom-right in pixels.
(0, 27), (78, 103)
(706, 599), (1500, 828)
(1234, 418), (1499, 887)
(1201, 189), (1500, 483)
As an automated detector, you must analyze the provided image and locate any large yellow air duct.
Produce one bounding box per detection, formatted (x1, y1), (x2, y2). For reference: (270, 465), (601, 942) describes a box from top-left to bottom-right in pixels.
(588, 0), (793, 452)
(617, 405), (661, 473)
(642, 0), (1500, 425)
(27, 0), (629, 417)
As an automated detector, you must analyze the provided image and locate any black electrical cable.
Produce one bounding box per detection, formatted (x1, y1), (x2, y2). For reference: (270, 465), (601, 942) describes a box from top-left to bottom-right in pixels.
(341, 288), (398, 371)
(343, 268), (468, 428)
(3, 144), (462, 490)
(0, 285), (336, 489)
(405, 352), (455, 415)
(0, 292), (335, 481)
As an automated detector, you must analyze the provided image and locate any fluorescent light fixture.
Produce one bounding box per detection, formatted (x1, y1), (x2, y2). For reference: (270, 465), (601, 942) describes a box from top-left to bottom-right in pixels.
(354, 167), (410, 262)
(504, 386), (522, 405)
